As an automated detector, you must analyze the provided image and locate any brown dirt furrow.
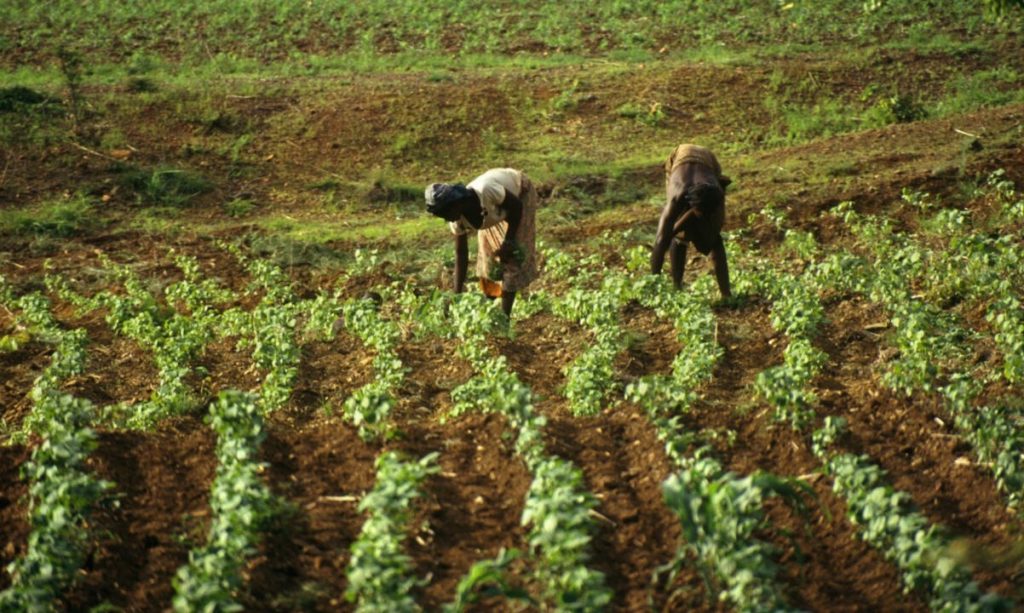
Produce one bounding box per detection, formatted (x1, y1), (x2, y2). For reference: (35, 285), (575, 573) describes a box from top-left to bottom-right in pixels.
(617, 303), (681, 380)
(62, 417), (217, 612)
(46, 306), (161, 410)
(198, 336), (264, 399)
(66, 334), (159, 409)
(392, 334), (533, 609)
(496, 312), (581, 397)
(690, 300), (927, 612)
(274, 330), (370, 428)
(0, 340), (49, 431)
(244, 416), (378, 612)
(0, 444), (31, 592)
(401, 412), (532, 610)
(395, 335), (473, 421)
(818, 296), (1024, 600)
(544, 407), (706, 612)
(496, 309), (712, 610)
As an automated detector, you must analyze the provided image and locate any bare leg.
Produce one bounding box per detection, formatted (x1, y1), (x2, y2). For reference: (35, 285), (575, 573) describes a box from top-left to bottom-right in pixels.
(710, 240), (731, 298)
(501, 290), (516, 316)
(669, 239), (687, 289)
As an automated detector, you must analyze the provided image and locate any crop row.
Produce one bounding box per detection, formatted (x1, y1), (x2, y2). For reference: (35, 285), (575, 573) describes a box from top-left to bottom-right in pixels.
(344, 451), (438, 611)
(339, 297), (406, 440)
(740, 220), (1014, 610)
(832, 201), (1024, 510)
(218, 245), (302, 414)
(539, 249), (629, 417)
(442, 290), (612, 611)
(0, 282), (111, 611)
(733, 253), (828, 431)
(45, 253), (226, 428)
(172, 390), (276, 612)
(613, 258), (802, 612)
(813, 419), (1012, 612)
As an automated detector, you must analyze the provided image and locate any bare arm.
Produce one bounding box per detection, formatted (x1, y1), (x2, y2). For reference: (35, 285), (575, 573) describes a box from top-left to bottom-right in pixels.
(651, 194), (687, 274)
(671, 207), (700, 236)
(454, 232), (468, 293)
(497, 191), (523, 259)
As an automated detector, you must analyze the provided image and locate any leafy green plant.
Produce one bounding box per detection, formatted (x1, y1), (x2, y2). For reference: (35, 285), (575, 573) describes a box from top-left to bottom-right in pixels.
(0, 288), (109, 607)
(615, 101), (664, 127)
(552, 277), (629, 416)
(662, 458), (807, 612)
(345, 451), (439, 612)
(172, 390), (276, 612)
(120, 166), (213, 207)
(816, 446), (1012, 611)
(340, 297), (405, 440)
(443, 549), (532, 612)
(522, 458), (612, 611)
(0, 392), (111, 611)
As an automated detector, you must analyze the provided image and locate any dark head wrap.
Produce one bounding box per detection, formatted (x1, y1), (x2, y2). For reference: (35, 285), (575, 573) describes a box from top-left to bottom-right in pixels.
(425, 183), (471, 217)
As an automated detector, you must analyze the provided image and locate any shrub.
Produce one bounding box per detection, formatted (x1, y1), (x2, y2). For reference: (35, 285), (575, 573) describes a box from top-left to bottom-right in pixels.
(119, 166), (213, 207)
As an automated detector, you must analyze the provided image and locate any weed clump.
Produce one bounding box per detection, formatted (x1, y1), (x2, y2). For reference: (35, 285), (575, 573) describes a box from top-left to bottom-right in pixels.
(119, 167), (213, 207)
(0, 193), (99, 237)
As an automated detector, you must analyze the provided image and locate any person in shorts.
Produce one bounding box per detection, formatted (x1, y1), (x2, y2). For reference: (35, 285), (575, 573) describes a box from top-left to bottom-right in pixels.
(650, 144), (732, 298)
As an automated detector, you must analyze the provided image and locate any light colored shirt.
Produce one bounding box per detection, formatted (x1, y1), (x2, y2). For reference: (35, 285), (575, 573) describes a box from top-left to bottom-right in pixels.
(449, 168), (522, 236)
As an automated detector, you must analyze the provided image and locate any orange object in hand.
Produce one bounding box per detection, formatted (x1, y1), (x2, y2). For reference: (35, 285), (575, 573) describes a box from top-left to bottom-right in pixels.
(479, 277), (502, 298)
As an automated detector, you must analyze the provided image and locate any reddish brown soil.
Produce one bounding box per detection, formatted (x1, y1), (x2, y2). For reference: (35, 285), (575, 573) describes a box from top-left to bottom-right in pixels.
(0, 444), (31, 593)
(62, 311), (160, 409)
(496, 311), (713, 611)
(816, 296), (1024, 601)
(692, 300), (928, 611)
(61, 417), (217, 612)
(3, 255), (1022, 610)
(0, 341), (49, 428)
(244, 416), (379, 612)
(2, 43), (1024, 613)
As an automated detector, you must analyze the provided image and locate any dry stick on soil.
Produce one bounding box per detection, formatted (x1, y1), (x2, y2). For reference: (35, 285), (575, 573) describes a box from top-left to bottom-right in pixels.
(67, 141), (121, 163)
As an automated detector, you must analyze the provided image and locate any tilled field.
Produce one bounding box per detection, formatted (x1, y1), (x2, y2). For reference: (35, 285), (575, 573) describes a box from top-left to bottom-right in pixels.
(2, 177), (1024, 611)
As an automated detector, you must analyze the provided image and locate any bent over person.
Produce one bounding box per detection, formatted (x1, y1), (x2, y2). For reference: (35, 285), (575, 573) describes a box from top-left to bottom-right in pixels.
(425, 168), (539, 316)
(651, 143), (732, 298)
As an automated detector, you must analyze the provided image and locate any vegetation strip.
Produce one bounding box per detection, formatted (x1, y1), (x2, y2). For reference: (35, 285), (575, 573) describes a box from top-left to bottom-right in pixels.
(739, 208), (1015, 610)
(344, 451), (439, 612)
(338, 297), (406, 440)
(44, 253), (226, 428)
(425, 289), (613, 611)
(0, 282), (112, 610)
(831, 191), (1024, 510)
(544, 250), (630, 416)
(615, 256), (803, 612)
(171, 390), (275, 612)
(813, 419), (1013, 612)
(219, 244), (301, 414)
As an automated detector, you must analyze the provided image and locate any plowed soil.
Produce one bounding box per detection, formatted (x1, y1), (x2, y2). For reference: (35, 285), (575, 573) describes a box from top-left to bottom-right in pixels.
(2, 43), (1024, 612)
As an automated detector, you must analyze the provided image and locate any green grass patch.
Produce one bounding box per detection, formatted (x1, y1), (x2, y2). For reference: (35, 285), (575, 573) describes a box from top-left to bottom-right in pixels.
(224, 198), (257, 217)
(2, 2), (1020, 82)
(118, 166), (213, 207)
(931, 66), (1024, 116)
(0, 194), (101, 238)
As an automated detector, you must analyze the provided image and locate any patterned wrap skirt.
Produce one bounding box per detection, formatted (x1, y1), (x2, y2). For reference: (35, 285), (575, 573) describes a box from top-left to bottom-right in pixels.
(476, 172), (539, 295)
